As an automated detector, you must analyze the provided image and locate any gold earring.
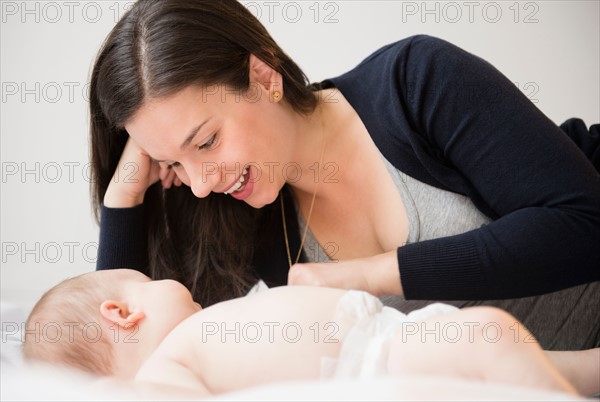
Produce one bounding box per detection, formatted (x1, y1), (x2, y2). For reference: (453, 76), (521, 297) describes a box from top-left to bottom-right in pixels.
(272, 91), (282, 101)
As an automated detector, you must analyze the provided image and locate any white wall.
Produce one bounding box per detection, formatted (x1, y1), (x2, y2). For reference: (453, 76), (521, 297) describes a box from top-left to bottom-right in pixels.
(2, 0), (599, 313)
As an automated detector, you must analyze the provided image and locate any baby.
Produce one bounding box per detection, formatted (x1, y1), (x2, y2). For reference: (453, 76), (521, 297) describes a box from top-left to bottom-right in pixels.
(23, 269), (579, 397)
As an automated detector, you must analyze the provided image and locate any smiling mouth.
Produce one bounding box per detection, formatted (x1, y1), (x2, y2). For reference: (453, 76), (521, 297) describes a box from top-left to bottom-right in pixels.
(223, 167), (249, 195)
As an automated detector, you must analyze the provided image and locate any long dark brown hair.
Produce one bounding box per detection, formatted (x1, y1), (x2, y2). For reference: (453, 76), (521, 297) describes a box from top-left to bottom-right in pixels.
(89, 0), (318, 306)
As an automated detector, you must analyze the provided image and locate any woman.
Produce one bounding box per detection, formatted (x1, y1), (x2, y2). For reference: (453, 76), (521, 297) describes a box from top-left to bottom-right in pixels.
(91, 0), (600, 349)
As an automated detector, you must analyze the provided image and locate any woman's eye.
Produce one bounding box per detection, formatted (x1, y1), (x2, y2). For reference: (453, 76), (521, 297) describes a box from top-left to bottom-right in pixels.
(165, 133), (217, 168)
(198, 133), (217, 151)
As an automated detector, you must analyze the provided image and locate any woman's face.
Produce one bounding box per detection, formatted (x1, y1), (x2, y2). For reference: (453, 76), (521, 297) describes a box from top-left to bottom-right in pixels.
(125, 83), (296, 208)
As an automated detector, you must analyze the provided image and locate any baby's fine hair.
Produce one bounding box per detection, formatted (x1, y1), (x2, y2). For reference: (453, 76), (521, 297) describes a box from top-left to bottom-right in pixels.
(23, 272), (117, 376)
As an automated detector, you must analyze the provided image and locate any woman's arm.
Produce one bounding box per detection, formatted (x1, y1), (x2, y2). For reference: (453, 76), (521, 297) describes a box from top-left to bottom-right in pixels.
(97, 137), (176, 272)
(395, 35), (600, 299)
(96, 204), (148, 271)
(290, 35), (600, 299)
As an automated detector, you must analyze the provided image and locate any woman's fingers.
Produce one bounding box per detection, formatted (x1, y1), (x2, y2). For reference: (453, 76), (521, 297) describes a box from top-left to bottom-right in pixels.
(288, 260), (371, 293)
(287, 263), (324, 287)
(157, 164), (186, 189)
(158, 165), (169, 182)
(173, 175), (182, 187)
(287, 251), (403, 297)
(161, 167), (177, 189)
(104, 137), (186, 205)
(104, 137), (160, 207)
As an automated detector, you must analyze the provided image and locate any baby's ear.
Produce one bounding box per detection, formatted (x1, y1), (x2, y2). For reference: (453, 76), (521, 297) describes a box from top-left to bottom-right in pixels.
(99, 300), (145, 329)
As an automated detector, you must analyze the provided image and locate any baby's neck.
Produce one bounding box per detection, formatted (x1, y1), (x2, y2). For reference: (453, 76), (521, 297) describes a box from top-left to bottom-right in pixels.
(108, 327), (158, 380)
(112, 344), (146, 380)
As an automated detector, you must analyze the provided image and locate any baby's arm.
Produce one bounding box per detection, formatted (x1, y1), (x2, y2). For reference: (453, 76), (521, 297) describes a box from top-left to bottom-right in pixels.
(135, 354), (212, 397)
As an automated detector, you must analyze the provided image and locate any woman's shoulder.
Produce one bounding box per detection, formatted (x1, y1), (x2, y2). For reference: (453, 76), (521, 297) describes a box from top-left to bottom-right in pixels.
(357, 34), (457, 65)
(320, 34), (462, 88)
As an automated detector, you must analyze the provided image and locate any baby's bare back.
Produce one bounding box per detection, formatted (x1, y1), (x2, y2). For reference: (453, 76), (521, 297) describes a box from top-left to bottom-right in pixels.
(147, 286), (351, 394)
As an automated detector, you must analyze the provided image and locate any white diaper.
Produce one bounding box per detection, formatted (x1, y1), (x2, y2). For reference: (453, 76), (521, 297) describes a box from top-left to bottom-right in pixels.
(321, 291), (458, 380)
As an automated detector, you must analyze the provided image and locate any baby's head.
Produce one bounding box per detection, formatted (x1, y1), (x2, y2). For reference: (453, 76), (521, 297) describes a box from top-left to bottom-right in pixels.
(23, 269), (200, 378)
(23, 270), (117, 375)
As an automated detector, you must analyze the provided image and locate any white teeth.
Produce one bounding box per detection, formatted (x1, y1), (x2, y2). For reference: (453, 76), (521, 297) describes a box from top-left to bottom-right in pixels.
(224, 168), (249, 195)
(230, 181), (242, 192)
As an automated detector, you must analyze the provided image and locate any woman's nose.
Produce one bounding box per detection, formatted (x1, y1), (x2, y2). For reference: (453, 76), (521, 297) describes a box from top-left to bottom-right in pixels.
(188, 162), (220, 198)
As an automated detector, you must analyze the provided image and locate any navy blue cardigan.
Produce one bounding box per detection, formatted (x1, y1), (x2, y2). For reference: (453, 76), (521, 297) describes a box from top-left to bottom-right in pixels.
(97, 35), (600, 300)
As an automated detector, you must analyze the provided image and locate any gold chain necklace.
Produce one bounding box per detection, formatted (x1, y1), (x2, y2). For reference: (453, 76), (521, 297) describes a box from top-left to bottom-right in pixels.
(281, 119), (327, 269)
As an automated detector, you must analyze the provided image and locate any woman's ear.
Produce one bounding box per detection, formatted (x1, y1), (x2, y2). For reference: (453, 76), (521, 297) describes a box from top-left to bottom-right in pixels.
(100, 300), (145, 329)
(249, 54), (283, 98)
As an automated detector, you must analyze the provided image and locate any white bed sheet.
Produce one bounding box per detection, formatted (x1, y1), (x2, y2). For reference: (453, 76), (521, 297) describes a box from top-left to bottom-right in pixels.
(1, 363), (582, 401)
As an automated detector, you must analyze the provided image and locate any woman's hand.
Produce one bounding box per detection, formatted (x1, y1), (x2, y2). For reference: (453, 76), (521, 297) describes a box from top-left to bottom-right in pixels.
(287, 250), (404, 296)
(103, 137), (182, 208)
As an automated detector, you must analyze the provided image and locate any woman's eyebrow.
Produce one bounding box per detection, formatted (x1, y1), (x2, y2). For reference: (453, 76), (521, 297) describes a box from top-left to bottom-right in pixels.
(149, 117), (214, 163)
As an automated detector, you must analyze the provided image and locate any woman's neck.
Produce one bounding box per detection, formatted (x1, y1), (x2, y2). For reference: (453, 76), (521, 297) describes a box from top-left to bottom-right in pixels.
(287, 89), (355, 205)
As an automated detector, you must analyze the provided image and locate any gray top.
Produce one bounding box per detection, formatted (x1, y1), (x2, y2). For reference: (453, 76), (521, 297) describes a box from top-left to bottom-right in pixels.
(295, 154), (600, 353)
(297, 152), (492, 263)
